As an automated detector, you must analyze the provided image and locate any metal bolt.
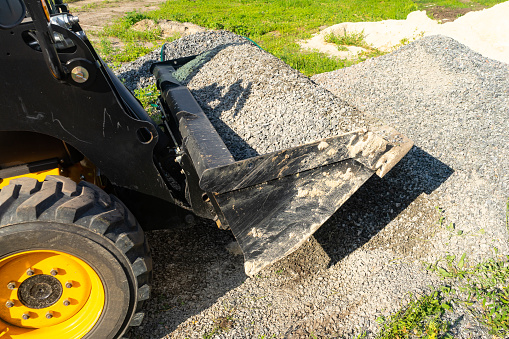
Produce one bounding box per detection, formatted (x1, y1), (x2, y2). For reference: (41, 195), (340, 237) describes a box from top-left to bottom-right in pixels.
(65, 281), (73, 288)
(50, 269), (58, 276)
(5, 300), (14, 308)
(7, 281), (16, 290)
(26, 268), (34, 276)
(71, 66), (89, 84)
(46, 311), (53, 319)
(63, 299), (71, 306)
(22, 313), (30, 320)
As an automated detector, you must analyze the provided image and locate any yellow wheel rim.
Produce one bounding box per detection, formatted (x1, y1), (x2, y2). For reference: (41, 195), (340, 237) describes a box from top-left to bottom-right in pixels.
(0, 251), (105, 338)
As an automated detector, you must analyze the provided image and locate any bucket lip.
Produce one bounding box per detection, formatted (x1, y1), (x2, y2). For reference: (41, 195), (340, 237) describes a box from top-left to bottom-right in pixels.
(199, 126), (413, 194)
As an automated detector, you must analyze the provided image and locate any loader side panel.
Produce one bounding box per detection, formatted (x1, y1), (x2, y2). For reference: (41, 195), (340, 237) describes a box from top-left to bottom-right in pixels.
(0, 21), (173, 203)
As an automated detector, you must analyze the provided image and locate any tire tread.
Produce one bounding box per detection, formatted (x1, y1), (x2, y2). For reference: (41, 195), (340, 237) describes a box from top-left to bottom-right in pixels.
(0, 176), (152, 335)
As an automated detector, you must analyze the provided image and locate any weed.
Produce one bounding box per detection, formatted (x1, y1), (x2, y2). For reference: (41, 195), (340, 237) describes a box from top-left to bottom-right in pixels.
(390, 30), (425, 51)
(434, 206), (485, 239)
(124, 11), (150, 25)
(422, 252), (509, 337)
(203, 315), (235, 338)
(134, 84), (160, 119)
(96, 38), (116, 57)
(458, 256), (509, 337)
(78, 2), (99, 11)
(376, 290), (452, 339)
(96, 39), (153, 63)
(379, 197), (509, 338)
(325, 29), (366, 47)
(202, 327), (221, 339)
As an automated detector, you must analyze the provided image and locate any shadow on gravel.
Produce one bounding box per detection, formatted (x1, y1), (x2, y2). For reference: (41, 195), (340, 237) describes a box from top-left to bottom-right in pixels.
(314, 145), (454, 267)
(133, 219), (246, 337)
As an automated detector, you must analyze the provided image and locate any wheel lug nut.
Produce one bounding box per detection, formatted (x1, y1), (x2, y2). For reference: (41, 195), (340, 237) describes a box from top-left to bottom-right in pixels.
(26, 268), (34, 276)
(65, 281), (73, 288)
(22, 313), (30, 320)
(63, 299), (71, 306)
(50, 269), (58, 276)
(7, 281), (16, 290)
(5, 300), (14, 308)
(46, 311), (53, 319)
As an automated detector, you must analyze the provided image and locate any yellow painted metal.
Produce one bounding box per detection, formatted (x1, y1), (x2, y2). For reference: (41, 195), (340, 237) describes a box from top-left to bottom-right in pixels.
(41, 0), (51, 21)
(0, 168), (60, 190)
(0, 251), (105, 338)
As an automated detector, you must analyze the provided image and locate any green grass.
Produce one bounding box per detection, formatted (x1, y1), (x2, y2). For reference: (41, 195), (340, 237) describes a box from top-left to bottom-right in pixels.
(94, 38), (153, 63)
(377, 200), (509, 338)
(143, 0), (417, 75)
(376, 290), (452, 339)
(97, 0), (506, 74)
(133, 84), (161, 122)
(377, 253), (509, 338)
(99, 0), (420, 74)
(102, 12), (162, 42)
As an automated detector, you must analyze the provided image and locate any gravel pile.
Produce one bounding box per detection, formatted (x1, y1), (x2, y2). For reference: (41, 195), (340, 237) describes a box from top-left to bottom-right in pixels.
(312, 35), (509, 263)
(120, 33), (509, 338)
(116, 31), (246, 90)
(118, 31), (379, 160)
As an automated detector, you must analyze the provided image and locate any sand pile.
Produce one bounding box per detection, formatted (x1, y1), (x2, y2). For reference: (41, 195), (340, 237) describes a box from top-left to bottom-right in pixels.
(301, 1), (509, 64)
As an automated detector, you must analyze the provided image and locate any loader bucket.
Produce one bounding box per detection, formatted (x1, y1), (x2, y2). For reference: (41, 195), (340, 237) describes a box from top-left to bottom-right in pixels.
(151, 59), (413, 276)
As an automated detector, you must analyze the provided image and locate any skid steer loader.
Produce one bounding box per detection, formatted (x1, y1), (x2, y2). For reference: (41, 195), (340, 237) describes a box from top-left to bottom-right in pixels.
(0, 0), (413, 337)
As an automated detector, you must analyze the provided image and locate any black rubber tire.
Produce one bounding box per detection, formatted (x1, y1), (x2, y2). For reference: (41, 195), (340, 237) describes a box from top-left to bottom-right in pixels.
(0, 175), (152, 339)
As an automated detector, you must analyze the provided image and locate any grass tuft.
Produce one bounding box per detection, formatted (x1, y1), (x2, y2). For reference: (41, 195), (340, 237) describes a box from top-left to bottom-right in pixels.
(133, 84), (162, 123)
(325, 29), (367, 47)
(376, 290), (452, 339)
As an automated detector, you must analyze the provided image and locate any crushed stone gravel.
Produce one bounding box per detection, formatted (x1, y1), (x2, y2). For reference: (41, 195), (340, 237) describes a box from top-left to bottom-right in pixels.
(118, 31), (379, 160)
(117, 32), (508, 338)
(312, 34), (509, 263)
(116, 31), (246, 91)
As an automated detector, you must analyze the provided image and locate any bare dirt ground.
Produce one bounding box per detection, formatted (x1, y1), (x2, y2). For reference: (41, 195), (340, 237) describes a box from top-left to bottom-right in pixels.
(68, 0), (162, 31)
(68, 0), (164, 49)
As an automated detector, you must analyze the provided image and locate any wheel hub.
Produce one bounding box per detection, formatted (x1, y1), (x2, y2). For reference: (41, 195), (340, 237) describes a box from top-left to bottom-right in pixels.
(0, 250), (104, 338)
(18, 274), (63, 309)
